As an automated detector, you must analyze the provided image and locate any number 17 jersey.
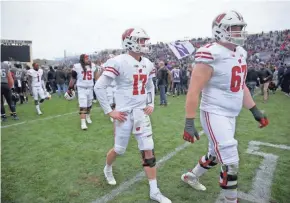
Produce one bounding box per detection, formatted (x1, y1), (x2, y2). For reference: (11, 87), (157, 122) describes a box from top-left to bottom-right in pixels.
(102, 54), (155, 112)
(195, 42), (248, 117)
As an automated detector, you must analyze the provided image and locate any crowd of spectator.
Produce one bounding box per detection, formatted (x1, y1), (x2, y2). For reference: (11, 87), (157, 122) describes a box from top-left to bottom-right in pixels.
(49, 30), (290, 101)
(54, 30), (290, 71)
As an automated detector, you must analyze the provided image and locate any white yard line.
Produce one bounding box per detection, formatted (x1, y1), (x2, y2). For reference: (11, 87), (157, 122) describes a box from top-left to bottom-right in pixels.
(1, 107), (100, 129)
(92, 131), (204, 203)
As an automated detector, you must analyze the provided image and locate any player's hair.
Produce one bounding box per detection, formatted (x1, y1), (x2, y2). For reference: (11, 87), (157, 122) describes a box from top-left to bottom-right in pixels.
(79, 54), (91, 72)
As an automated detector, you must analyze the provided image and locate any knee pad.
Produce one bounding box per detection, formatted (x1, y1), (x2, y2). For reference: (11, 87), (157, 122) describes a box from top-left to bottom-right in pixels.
(39, 99), (45, 103)
(199, 153), (218, 169)
(141, 150), (156, 168)
(114, 145), (126, 155)
(220, 164), (238, 190)
(79, 107), (87, 114)
(34, 100), (39, 105)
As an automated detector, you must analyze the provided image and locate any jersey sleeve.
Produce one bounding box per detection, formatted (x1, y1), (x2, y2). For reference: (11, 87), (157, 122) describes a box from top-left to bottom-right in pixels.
(102, 58), (120, 79)
(194, 46), (215, 65)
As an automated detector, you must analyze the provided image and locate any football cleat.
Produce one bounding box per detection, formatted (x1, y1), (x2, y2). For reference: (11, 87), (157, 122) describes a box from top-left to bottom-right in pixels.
(86, 115), (92, 124)
(150, 189), (172, 203)
(181, 172), (206, 191)
(104, 166), (116, 185)
(81, 123), (88, 130)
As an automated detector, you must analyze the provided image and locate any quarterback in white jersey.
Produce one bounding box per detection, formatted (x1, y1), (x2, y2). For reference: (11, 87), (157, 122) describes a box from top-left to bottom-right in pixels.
(65, 54), (97, 130)
(181, 11), (269, 203)
(28, 63), (47, 115)
(94, 28), (171, 203)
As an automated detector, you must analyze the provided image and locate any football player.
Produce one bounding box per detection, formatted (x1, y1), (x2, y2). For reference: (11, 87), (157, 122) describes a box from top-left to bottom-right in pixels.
(65, 54), (98, 130)
(181, 11), (269, 203)
(94, 28), (171, 203)
(10, 62), (26, 104)
(21, 65), (30, 103)
(28, 63), (46, 115)
(1, 62), (19, 121)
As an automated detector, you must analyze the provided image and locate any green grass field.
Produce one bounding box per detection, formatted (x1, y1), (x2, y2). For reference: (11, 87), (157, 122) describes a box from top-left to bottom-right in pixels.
(1, 91), (290, 203)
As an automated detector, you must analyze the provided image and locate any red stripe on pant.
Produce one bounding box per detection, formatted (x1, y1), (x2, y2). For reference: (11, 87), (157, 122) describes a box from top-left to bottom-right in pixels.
(204, 112), (223, 164)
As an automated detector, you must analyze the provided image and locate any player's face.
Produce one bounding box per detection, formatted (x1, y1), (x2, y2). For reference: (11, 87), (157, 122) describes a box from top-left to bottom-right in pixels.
(33, 64), (39, 71)
(138, 38), (148, 47)
(229, 26), (243, 37)
(84, 56), (89, 64)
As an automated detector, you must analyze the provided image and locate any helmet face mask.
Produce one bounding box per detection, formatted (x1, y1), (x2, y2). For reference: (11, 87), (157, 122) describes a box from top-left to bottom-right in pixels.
(212, 11), (248, 46)
(227, 25), (247, 46)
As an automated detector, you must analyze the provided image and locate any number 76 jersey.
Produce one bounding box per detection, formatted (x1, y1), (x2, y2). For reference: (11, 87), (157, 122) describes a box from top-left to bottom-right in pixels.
(102, 54), (155, 112)
(195, 43), (248, 117)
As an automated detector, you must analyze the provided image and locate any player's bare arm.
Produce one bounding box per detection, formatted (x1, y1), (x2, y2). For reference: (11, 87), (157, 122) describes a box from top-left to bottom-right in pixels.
(183, 63), (213, 143)
(243, 86), (256, 109)
(68, 71), (77, 89)
(67, 70), (77, 95)
(94, 74), (127, 122)
(185, 63), (213, 119)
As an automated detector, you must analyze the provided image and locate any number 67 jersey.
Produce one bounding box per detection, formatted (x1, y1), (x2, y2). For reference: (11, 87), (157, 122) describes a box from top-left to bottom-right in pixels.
(102, 54), (155, 112)
(195, 42), (248, 117)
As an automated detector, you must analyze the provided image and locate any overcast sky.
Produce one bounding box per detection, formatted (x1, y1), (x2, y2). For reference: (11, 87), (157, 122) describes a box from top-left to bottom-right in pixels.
(1, 0), (290, 59)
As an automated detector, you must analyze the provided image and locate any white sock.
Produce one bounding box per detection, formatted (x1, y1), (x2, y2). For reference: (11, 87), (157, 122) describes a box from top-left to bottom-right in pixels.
(86, 114), (90, 119)
(81, 119), (86, 125)
(36, 105), (40, 112)
(149, 179), (158, 193)
(191, 164), (208, 177)
(105, 163), (112, 171)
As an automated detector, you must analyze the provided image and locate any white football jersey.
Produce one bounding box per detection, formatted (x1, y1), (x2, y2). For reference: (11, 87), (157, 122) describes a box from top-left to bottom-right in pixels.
(73, 63), (97, 88)
(195, 42), (248, 117)
(102, 54), (155, 111)
(28, 69), (43, 87)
